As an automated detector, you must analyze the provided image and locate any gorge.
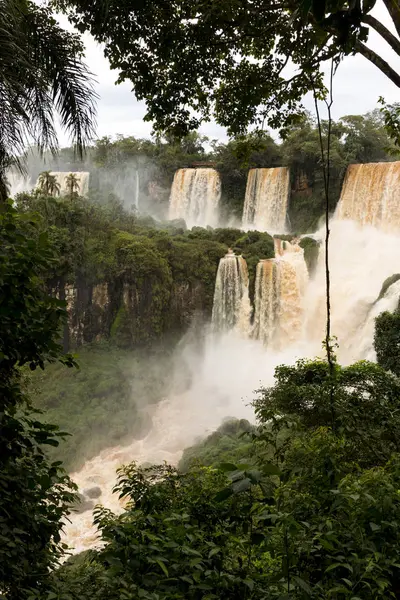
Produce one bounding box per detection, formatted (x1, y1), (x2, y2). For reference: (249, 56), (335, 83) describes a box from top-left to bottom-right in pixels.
(32, 158), (397, 553)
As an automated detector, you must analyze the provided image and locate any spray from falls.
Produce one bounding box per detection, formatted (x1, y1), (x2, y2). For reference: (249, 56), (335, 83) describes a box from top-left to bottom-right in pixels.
(212, 251), (252, 334)
(336, 161), (400, 232)
(169, 168), (221, 228)
(242, 167), (290, 233)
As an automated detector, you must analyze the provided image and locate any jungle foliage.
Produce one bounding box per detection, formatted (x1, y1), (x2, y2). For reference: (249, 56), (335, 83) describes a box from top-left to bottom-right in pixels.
(47, 358), (400, 600)
(0, 201), (76, 600)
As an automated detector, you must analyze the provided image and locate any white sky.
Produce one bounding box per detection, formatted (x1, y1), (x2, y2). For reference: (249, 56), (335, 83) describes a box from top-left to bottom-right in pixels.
(56, 1), (400, 146)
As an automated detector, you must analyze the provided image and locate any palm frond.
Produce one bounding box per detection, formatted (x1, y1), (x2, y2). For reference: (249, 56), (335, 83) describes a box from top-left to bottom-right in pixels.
(26, 3), (98, 157)
(0, 0), (97, 197)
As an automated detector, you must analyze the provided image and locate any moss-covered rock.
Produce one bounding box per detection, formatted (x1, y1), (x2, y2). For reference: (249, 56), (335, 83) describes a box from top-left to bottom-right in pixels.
(179, 418), (255, 472)
(377, 274), (400, 301)
(299, 236), (320, 275)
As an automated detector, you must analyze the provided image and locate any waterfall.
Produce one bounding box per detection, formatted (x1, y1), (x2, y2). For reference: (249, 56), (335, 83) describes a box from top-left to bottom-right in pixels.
(35, 172), (90, 197)
(253, 259), (280, 345)
(253, 240), (308, 347)
(6, 171), (33, 197)
(135, 170), (140, 209)
(169, 168), (221, 228)
(212, 251), (251, 333)
(242, 167), (290, 233)
(336, 161), (400, 232)
(63, 161), (400, 556)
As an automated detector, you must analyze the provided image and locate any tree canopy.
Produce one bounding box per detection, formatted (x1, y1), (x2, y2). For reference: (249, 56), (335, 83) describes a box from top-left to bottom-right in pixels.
(55, 0), (400, 137)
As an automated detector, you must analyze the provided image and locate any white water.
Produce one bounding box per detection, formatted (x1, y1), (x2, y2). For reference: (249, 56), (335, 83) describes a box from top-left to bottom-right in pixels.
(169, 168), (221, 227)
(65, 333), (287, 553)
(242, 168), (290, 233)
(211, 251), (252, 334)
(337, 162), (400, 233)
(7, 171), (34, 197)
(253, 240), (308, 348)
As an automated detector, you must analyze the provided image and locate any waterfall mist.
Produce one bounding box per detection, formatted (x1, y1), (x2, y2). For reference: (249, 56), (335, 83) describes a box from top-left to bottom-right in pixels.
(7, 150), (170, 220)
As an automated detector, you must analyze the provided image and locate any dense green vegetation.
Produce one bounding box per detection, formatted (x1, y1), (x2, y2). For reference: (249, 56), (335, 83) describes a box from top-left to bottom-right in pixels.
(57, 0), (400, 140)
(0, 202), (76, 600)
(374, 308), (400, 378)
(2, 1), (400, 599)
(179, 418), (255, 472)
(45, 358), (400, 599)
(16, 191), (276, 349)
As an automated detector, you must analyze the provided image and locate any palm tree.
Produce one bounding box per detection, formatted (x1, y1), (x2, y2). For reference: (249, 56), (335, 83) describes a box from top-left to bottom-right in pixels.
(37, 171), (61, 196)
(0, 0), (97, 201)
(65, 172), (80, 198)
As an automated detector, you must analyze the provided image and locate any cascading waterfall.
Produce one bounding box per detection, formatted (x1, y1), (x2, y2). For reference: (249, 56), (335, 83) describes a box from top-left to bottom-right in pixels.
(35, 171), (90, 197)
(211, 251), (252, 334)
(64, 160), (400, 555)
(253, 259), (280, 346)
(169, 168), (221, 228)
(253, 239), (308, 347)
(336, 161), (400, 232)
(6, 171), (34, 197)
(242, 167), (290, 233)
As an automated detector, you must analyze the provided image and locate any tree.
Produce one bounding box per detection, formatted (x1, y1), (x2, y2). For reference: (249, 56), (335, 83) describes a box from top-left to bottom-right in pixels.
(65, 172), (81, 198)
(37, 171), (61, 197)
(55, 0), (400, 137)
(0, 201), (77, 599)
(0, 0), (97, 201)
(374, 308), (400, 377)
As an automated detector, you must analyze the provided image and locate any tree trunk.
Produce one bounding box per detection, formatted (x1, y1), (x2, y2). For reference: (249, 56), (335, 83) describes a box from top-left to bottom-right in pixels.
(356, 41), (400, 88)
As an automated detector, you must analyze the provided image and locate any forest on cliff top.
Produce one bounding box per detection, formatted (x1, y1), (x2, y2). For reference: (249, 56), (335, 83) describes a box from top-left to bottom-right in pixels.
(28, 110), (397, 232)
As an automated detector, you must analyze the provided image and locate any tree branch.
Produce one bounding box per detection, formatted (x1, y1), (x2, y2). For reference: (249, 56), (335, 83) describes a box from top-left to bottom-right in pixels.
(362, 14), (400, 57)
(356, 41), (400, 88)
(381, 0), (400, 39)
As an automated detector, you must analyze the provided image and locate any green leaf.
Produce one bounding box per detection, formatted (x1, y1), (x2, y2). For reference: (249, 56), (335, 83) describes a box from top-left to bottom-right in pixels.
(263, 463), (282, 476)
(208, 547), (221, 558)
(232, 477), (251, 493)
(244, 579), (254, 591)
(293, 575), (312, 595)
(325, 563), (343, 572)
(369, 522), (380, 531)
(218, 462), (237, 472)
(214, 487), (233, 502)
(155, 559), (169, 577)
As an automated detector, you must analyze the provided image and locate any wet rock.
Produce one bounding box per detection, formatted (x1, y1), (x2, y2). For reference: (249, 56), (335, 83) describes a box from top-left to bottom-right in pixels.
(73, 493), (94, 514)
(84, 486), (102, 499)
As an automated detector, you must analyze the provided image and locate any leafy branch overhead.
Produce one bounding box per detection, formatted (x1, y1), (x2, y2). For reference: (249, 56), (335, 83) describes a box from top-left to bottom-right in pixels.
(55, 0), (400, 136)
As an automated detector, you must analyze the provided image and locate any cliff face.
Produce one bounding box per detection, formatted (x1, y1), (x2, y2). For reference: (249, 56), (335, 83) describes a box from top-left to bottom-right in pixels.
(63, 277), (209, 349)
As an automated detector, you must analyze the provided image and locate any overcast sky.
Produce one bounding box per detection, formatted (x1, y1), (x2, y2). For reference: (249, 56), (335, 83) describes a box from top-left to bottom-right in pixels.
(57, 1), (400, 146)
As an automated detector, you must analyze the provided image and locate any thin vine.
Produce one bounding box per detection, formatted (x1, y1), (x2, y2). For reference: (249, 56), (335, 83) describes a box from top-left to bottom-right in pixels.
(312, 59), (337, 429)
